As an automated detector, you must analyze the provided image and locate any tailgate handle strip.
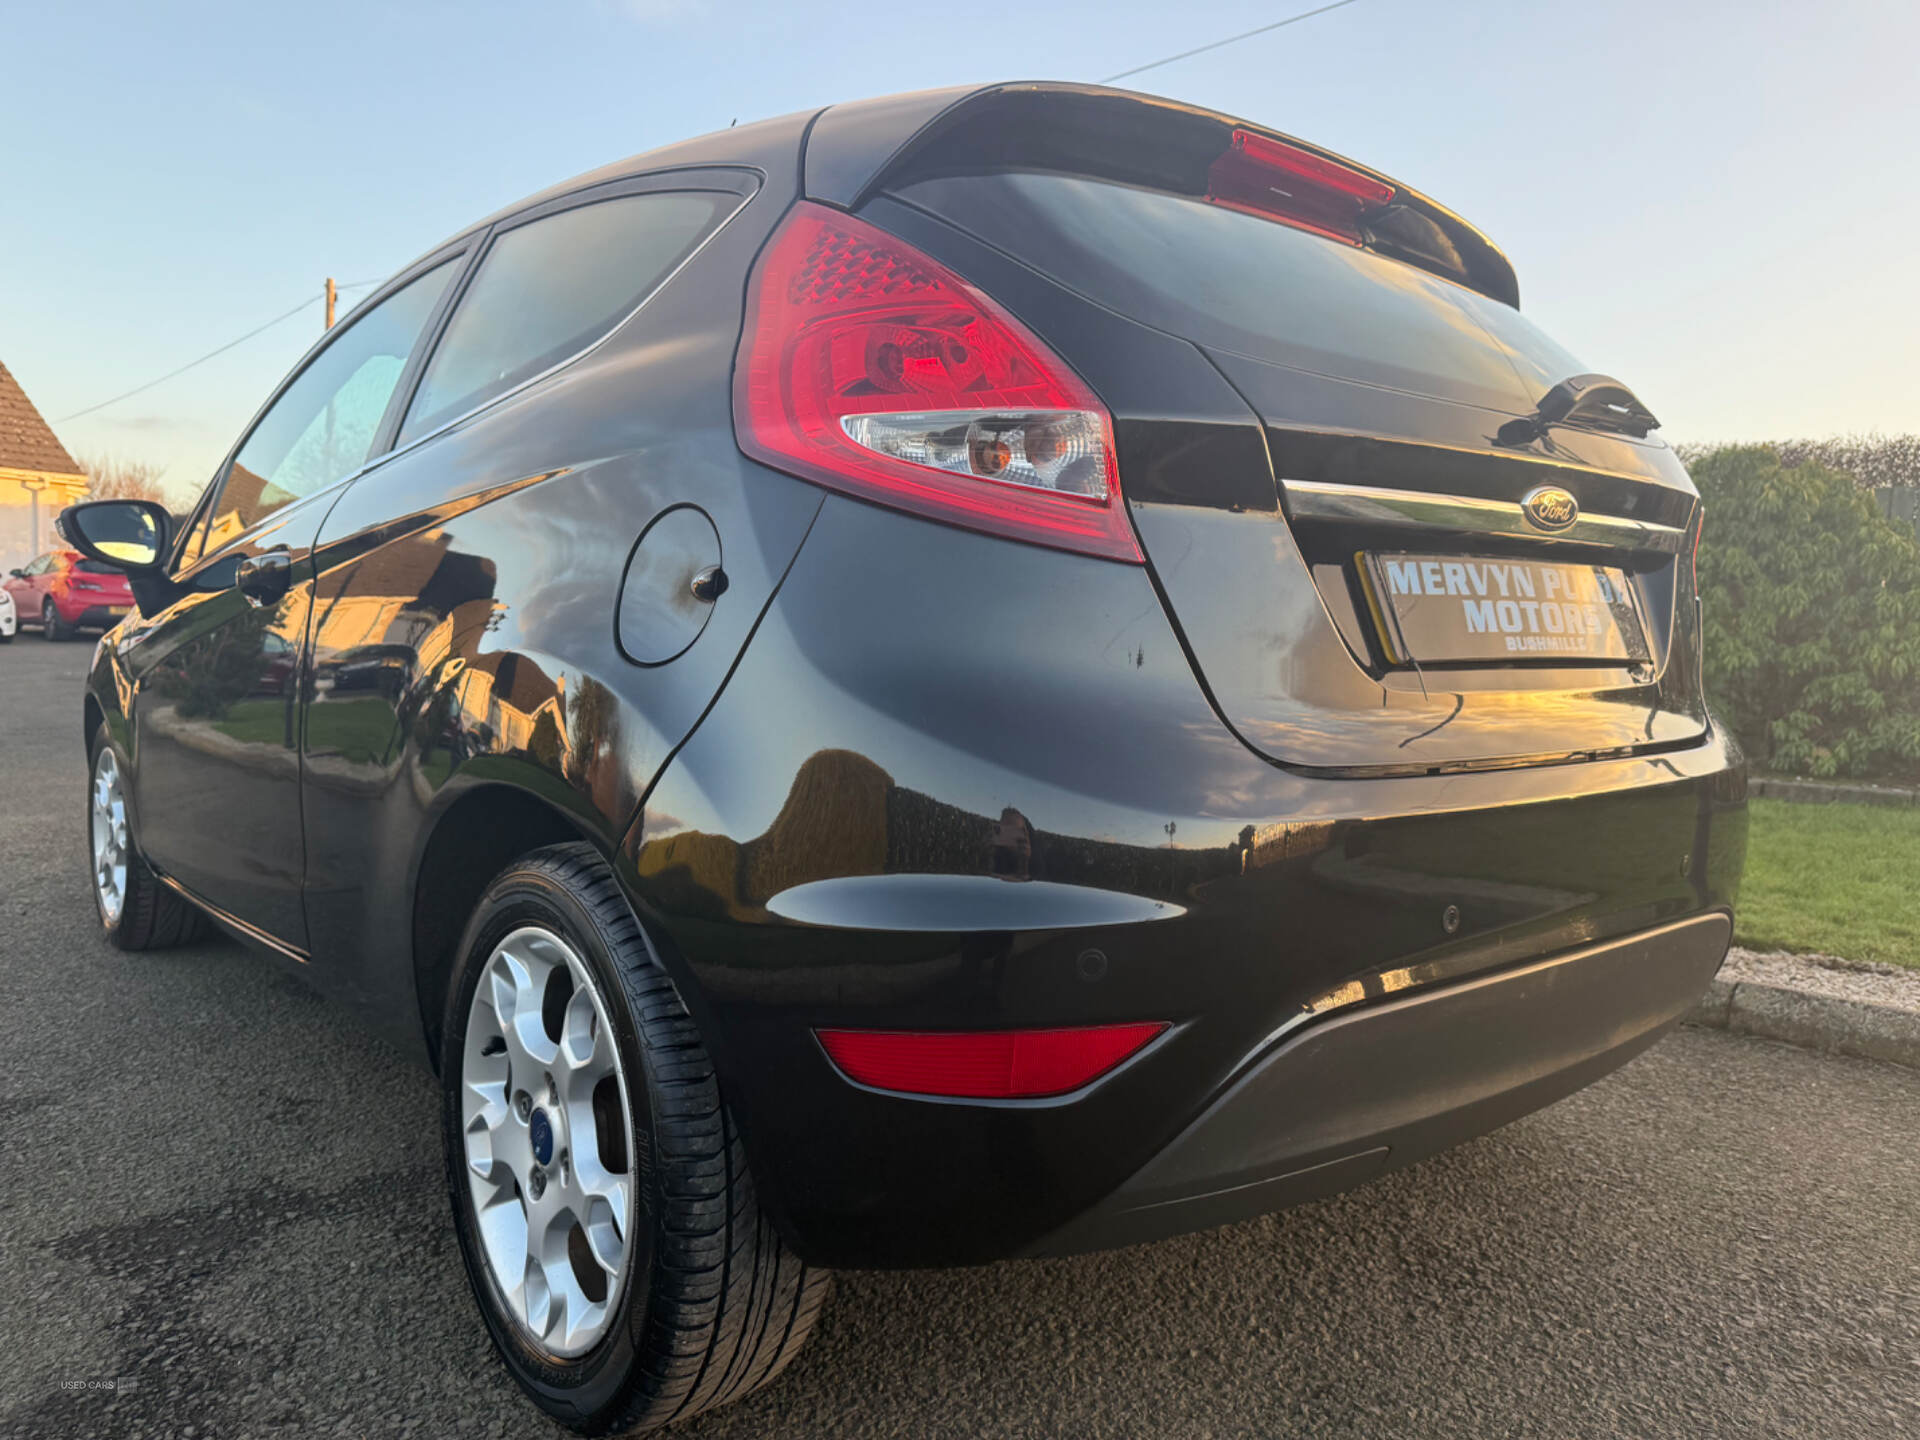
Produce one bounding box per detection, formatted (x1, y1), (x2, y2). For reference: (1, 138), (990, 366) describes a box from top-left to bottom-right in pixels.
(1279, 479), (1687, 555)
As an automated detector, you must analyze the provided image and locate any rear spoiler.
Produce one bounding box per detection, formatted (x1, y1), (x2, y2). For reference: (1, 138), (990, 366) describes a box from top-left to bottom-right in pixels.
(803, 82), (1522, 310)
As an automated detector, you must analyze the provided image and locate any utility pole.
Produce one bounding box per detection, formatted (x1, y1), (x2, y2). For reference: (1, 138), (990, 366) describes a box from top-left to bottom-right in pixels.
(324, 277), (337, 330)
(21, 477), (47, 557)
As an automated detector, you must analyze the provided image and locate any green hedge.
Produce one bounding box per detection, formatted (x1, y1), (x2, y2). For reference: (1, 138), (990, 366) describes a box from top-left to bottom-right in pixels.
(1691, 445), (1920, 784)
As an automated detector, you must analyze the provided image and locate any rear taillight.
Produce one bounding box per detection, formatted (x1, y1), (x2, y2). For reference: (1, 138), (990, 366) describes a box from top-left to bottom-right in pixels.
(815, 1022), (1167, 1099)
(734, 201), (1141, 563)
(1207, 128), (1393, 246)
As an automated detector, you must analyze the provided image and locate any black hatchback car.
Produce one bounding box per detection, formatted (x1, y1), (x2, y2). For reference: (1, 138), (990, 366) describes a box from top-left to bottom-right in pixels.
(62, 82), (1745, 1433)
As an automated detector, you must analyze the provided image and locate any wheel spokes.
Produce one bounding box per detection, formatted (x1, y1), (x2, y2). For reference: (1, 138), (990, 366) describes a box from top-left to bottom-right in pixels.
(90, 753), (128, 922)
(488, 943), (562, 1075)
(462, 925), (636, 1357)
(463, 1068), (512, 1180)
(522, 1253), (554, 1338)
(524, 1202), (609, 1351)
(558, 986), (604, 1075)
(582, 1194), (625, 1276)
(477, 1190), (529, 1286)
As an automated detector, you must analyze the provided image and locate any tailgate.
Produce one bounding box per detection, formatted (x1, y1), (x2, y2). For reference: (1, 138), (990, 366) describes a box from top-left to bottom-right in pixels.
(848, 84), (1709, 772)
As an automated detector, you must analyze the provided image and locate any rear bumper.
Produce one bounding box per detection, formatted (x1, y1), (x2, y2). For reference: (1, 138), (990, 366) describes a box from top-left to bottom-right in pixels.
(1030, 911), (1730, 1255)
(64, 601), (129, 629)
(620, 489), (1747, 1269)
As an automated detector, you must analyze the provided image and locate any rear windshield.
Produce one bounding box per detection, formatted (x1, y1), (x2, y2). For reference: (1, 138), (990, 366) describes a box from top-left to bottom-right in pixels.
(74, 560), (124, 575)
(892, 172), (1587, 416)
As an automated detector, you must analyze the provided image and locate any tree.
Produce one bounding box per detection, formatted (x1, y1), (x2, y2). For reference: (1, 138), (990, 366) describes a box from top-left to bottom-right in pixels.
(78, 453), (175, 507)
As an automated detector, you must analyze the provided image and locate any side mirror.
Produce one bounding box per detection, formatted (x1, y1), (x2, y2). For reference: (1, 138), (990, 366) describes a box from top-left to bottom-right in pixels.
(57, 500), (172, 574)
(7, 568), (23, 579)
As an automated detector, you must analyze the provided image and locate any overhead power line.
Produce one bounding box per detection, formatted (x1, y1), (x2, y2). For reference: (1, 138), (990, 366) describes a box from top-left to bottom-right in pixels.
(59, 278), (382, 423)
(1099, 0), (1366, 84)
(64, 5), (1365, 430)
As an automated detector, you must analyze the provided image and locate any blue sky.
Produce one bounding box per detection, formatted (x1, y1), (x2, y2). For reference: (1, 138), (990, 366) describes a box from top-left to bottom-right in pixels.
(4, 0), (1915, 500)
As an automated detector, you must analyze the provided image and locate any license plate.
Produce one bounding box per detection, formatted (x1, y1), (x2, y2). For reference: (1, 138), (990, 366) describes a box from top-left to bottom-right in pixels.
(107, 605), (129, 618)
(1358, 552), (1649, 665)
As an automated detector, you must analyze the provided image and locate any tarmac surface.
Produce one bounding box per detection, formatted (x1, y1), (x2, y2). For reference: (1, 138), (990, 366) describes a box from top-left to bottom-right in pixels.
(3, 637), (1917, 1439)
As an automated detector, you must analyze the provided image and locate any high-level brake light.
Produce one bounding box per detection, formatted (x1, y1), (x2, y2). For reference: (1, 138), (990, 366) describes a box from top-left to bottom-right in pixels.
(1207, 128), (1394, 246)
(815, 1022), (1168, 1099)
(734, 202), (1142, 563)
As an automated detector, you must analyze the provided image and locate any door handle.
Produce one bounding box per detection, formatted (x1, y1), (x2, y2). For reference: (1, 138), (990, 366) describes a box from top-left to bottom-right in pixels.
(236, 551), (292, 607)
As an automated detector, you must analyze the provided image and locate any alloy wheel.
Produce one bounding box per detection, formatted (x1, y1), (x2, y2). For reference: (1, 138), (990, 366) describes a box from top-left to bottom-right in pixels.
(461, 925), (636, 1358)
(91, 747), (129, 925)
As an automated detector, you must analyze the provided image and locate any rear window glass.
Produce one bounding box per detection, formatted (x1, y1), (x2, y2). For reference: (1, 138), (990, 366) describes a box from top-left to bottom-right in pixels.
(398, 190), (735, 444)
(74, 560), (123, 574)
(892, 172), (1587, 416)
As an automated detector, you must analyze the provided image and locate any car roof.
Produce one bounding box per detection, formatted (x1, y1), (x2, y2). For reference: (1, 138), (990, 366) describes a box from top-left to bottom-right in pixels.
(386, 104), (826, 279)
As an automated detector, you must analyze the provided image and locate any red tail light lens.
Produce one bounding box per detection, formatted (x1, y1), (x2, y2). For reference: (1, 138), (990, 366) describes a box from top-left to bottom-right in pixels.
(1207, 128), (1393, 246)
(815, 1022), (1167, 1099)
(734, 201), (1141, 563)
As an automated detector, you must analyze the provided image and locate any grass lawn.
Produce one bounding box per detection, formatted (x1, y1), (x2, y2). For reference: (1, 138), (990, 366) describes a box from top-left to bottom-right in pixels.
(212, 695), (398, 763)
(1736, 798), (1920, 969)
(208, 697), (293, 747)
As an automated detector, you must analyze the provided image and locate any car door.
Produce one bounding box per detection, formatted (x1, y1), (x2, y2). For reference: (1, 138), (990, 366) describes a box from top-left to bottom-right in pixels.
(124, 254), (463, 951)
(6, 553), (50, 621)
(35, 554), (65, 624)
(0, 555), (27, 615)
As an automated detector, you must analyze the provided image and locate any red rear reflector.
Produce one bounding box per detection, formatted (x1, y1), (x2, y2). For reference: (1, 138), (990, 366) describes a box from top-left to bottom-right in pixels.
(1207, 128), (1393, 246)
(815, 1022), (1167, 1099)
(734, 201), (1142, 563)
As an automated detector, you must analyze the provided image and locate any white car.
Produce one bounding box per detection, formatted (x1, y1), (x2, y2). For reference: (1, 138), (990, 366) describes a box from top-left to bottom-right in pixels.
(0, 584), (15, 642)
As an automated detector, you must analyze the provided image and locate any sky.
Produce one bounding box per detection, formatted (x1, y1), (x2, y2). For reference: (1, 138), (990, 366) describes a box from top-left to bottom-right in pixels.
(3, 0), (1916, 503)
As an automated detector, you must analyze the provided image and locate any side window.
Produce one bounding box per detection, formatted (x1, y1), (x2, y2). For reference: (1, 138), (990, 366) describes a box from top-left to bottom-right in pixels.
(397, 191), (732, 445)
(191, 259), (458, 563)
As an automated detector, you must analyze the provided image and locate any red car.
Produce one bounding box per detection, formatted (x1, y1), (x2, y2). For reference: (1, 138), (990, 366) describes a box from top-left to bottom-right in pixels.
(2, 549), (136, 641)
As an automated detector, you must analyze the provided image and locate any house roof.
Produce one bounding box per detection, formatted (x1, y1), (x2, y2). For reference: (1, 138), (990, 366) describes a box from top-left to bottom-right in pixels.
(0, 359), (85, 480)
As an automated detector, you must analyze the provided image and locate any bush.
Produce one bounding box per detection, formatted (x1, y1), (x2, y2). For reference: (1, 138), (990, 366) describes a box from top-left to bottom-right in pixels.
(1773, 433), (1920, 492)
(1693, 445), (1920, 783)
(1678, 433), (1920, 491)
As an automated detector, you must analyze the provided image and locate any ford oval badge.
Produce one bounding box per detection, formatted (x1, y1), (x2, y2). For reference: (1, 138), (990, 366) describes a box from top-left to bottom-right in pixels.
(1521, 484), (1579, 533)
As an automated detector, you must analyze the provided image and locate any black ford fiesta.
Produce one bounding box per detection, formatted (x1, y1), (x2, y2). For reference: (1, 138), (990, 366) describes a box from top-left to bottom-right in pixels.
(62, 82), (1745, 1433)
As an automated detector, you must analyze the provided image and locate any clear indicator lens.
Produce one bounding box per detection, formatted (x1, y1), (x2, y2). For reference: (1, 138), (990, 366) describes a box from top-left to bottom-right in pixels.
(840, 410), (1110, 499)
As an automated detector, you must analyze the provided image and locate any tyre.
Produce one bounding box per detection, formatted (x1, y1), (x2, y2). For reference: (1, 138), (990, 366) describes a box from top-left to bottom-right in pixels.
(442, 843), (829, 1434)
(44, 599), (74, 642)
(87, 723), (210, 949)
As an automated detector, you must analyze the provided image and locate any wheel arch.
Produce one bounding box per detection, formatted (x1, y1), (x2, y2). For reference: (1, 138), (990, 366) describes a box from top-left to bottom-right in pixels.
(411, 781), (602, 1071)
(83, 690), (105, 755)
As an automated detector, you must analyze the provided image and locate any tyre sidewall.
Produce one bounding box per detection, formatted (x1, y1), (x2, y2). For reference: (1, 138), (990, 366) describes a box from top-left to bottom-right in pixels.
(441, 859), (661, 1429)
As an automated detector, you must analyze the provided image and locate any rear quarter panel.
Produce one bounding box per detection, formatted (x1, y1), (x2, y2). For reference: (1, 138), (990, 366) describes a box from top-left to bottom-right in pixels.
(290, 160), (824, 1055)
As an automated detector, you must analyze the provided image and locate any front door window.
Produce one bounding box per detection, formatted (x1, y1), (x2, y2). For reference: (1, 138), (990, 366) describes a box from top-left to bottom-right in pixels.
(188, 260), (458, 565)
